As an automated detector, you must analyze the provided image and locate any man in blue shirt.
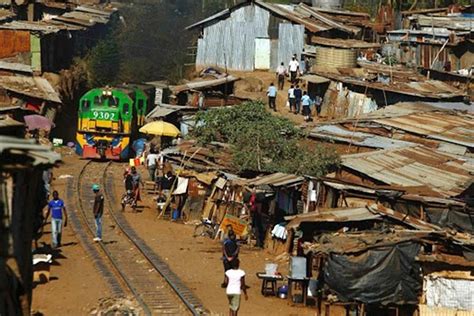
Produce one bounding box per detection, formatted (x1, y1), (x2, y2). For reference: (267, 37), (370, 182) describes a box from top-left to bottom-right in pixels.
(266, 82), (277, 111)
(301, 91), (312, 122)
(45, 190), (67, 248)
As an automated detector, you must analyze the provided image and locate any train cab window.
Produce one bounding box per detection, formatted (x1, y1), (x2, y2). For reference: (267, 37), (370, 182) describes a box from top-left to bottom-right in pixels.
(81, 100), (91, 110)
(123, 103), (130, 114)
(137, 99), (144, 112)
(94, 96), (104, 105)
(109, 96), (118, 107)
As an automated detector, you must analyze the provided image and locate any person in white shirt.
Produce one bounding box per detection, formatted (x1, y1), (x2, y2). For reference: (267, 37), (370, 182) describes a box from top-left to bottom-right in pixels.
(145, 149), (160, 181)
(287, 85), (296, 113)
(288, 56), (299, 84)
(275, 62), (287, 90)
(224, 259), (248, 316)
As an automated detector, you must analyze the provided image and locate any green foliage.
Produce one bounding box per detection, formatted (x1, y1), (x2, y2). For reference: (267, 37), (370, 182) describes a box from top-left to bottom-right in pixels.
(85, 38), (120, 87)
(192, 101), (340, 177)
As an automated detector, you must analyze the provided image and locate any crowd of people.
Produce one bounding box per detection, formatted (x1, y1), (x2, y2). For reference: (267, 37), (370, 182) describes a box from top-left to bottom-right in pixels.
(267, 55), (323, 122)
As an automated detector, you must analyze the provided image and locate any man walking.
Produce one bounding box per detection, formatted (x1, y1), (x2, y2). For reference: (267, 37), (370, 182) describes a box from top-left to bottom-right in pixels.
(92, 184), (104, 242)
(294, 85), (302, 114)
(45, 190), (67, 248)
(146, 149), (160, 181)
(287, 85), (296, 113)
(315, 95), (323, 117)
(222, 230), (240, 288)
(266, 82), (277, 111)
(288, 55), (299, 84)
(276, 62), (287, 90)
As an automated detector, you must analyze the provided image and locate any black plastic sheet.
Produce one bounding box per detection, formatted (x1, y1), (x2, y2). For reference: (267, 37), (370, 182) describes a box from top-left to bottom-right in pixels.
(425, 208), (474, 234)
(323, 242), (421, 305)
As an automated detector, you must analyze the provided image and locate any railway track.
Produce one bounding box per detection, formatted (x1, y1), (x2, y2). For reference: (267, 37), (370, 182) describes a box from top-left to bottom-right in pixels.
(69, 160), (207, 315)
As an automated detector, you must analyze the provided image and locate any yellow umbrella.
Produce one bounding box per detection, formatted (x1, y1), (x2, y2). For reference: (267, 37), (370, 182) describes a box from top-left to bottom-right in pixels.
(139, 121), (181, 137)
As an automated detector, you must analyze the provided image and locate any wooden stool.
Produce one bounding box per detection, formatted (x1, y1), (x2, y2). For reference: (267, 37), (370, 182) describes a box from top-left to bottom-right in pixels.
(256, 273), (283, 296)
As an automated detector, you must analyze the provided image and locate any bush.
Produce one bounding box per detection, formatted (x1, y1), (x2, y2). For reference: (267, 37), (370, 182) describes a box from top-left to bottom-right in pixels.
(192, 101), (340, 177)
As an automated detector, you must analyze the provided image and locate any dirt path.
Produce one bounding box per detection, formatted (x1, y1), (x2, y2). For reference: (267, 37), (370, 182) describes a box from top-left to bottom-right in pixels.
(232, 70), (318, 127)
(31, 153), (111, 315)
(32, 154), (315, 315)
(113, 163), (315, 316)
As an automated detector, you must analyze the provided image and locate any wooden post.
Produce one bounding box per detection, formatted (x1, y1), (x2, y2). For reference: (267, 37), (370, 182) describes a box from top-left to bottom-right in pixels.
(286, 229), (294, 254)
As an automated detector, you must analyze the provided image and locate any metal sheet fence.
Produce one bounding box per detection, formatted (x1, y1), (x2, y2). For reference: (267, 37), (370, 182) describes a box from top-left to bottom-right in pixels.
(196, 5), (270, 71)
(275, 23), (304, 70)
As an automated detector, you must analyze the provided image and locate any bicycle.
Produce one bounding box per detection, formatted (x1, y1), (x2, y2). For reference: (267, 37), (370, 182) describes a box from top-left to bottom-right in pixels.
(193, 218), (220, 239)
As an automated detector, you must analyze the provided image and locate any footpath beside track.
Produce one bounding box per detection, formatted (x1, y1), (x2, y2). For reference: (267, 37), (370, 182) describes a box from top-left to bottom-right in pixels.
(66, 160), (207, 315)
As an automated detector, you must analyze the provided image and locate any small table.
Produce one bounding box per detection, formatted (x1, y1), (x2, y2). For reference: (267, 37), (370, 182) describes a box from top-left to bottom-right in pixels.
(287, 276), (310, 305)
(256, 273), (284, 296)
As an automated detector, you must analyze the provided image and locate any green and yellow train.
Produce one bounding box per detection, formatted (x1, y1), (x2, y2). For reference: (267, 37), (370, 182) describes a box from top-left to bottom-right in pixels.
(76, 84), (155, 160)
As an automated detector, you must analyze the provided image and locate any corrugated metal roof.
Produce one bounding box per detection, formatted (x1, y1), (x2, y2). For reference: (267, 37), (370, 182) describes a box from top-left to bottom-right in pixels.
(186, 1), (358, 34)
(310, 124), (416, 149)
(170, 75), (240, 93)
(0, 8), (15, 22)
(425, 102), (473, 113)
(310, 36), (380, 48)
(416, 15), (474, 32)
(341, 146), (474, 198)
(374, 111), (474, 149)
(0, 135), (61, 168)
(367, 203), (441, 231)
(300, 74), (330, 84)
(0, 76), (61, 103)
(0, 21), (64, 33)
(314, 70), (466, 99)
(246, 172), (304, 187)
(186, 7), (231, 30)
(0, 115), (23, 128)
(0, 61), (33, 74)
(145, 106), (178, 121)
(0, 5), (115, 32)
(286, 206), (381, 229)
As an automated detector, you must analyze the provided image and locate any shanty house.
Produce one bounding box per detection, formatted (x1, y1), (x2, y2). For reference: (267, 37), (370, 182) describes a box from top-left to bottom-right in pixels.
(0, 134), (60, 315)
(0, 5), (117, 73)
(187, 0), (370, 71)
(385, 9), (473, 72)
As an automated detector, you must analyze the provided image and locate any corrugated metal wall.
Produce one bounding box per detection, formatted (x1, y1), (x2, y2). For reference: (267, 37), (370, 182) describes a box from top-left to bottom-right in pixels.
(0, 30), (30, 59)
(275, 23), (304, 70)
(196, 5), (270, 71)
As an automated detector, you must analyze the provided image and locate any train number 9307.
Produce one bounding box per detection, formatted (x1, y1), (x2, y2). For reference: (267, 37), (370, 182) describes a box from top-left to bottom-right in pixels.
(92, 111), (116, 120)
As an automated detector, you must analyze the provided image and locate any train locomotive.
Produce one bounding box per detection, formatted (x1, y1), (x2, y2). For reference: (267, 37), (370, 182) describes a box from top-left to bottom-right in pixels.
(76, 84), (155, 160)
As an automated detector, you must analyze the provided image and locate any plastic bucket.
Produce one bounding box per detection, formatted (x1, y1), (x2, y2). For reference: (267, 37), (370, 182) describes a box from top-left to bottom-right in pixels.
(265, 263), (278, 275)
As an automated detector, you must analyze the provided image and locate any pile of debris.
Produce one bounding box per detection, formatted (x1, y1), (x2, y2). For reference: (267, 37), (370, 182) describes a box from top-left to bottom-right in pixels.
(89, 297), (142, 316)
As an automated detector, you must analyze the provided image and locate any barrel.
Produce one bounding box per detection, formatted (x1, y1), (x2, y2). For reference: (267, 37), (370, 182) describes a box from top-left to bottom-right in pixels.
(314, 46), (357, 68)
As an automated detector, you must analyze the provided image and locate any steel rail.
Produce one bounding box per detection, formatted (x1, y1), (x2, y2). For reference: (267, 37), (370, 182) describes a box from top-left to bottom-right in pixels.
(76, 160), (152, 315)
(74, 160), (207, 315)
(102, 162), (208, 315)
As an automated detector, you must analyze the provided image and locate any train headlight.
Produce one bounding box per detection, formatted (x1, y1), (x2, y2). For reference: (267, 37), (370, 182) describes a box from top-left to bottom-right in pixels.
(106, 91), (112, 96)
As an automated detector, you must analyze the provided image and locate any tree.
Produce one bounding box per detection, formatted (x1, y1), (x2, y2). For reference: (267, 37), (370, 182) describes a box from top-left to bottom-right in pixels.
(192, 101), (340, 177)
(86, 38), (120, 87)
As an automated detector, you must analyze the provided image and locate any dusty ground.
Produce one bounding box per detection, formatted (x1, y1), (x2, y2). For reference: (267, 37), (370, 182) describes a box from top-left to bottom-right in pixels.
(231, 70), (322, 128)
(31, 153), (315, 315)
(115, 162), (315, 316)
(31, 153), (112, 315)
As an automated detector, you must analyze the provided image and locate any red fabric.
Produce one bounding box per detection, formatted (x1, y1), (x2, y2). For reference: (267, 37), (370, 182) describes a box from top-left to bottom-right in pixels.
(249, 193), (257, 212)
